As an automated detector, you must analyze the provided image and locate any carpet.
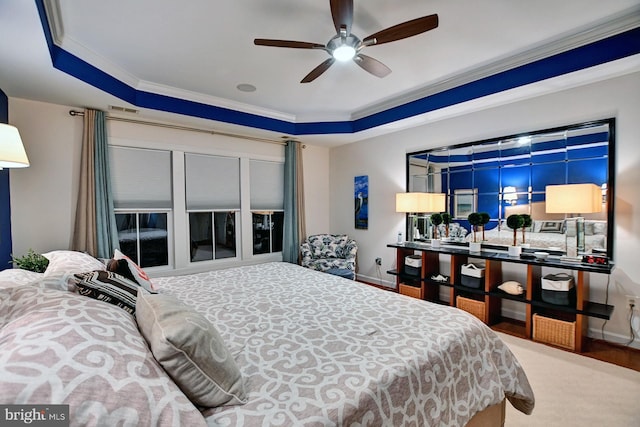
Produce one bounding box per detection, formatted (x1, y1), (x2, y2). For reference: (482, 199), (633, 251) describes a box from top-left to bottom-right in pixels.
(497, 332), (640, 426)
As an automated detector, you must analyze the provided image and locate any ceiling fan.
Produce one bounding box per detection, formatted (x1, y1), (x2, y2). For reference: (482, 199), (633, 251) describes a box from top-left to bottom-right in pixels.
(254, 0), (438, 83)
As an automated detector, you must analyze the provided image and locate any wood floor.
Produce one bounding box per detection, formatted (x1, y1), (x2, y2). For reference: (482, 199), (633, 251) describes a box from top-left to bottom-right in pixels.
(579, 338), (640, 371)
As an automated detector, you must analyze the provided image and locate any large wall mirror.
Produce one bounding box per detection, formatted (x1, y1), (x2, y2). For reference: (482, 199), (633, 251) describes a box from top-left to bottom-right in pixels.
(407, 118), (615, 260)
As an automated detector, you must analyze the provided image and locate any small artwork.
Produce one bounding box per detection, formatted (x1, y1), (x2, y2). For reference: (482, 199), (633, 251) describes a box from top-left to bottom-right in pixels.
(454, 188), (477, 219)
(354, 175), (368, 229)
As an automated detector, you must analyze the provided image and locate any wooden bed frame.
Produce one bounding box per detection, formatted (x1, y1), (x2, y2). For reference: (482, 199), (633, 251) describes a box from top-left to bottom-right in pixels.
(465, 399), (506, 427)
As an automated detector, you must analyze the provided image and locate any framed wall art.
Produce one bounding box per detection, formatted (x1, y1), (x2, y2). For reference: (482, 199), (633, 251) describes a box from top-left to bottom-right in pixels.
(354, 175), (368, 229)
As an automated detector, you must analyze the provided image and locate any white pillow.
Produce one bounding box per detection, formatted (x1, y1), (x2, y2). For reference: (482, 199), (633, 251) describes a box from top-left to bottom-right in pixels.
(42, 250), (106, 275)
(113, 249), (157, 291)
(41, 250), (106, 291)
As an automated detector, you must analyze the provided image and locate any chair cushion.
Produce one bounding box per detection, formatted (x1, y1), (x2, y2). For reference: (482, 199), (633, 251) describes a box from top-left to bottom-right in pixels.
(325, 268), (355, 280)
(308, 234), (348, 258)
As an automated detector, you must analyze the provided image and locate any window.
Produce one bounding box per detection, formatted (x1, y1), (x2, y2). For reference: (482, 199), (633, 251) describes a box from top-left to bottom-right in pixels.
(109, 143), (285, 268)
(252, 212), (283, 255)
(250, 160), (284, 255)
(185, 153), (240, 262)
(189, 211), (237, 261)
(454, 188), (478, 219)
(110, 147), (172, 267)
(115, 212), (169, 268)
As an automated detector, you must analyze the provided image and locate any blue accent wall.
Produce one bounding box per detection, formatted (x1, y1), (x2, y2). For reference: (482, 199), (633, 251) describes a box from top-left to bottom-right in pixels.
(0, 88), (11, 270)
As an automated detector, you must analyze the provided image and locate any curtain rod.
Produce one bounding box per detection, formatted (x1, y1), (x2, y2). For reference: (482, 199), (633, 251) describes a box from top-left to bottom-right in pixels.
(68, 110), (294, 146)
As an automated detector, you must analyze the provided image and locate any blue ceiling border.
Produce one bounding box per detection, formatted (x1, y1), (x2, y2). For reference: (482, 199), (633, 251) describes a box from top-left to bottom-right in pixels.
(35, 0), (640, 136)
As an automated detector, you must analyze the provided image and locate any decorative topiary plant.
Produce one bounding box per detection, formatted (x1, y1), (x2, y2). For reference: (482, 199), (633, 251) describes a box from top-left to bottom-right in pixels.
(441, 212), (452, 237)
(467, 212), (482, 243)
(520, 214), (532, 244)
(430, 213), (443, 239)
(10, 249), (49, 273)
(478, 212), (490, 241)
(506, 214), (525, 246)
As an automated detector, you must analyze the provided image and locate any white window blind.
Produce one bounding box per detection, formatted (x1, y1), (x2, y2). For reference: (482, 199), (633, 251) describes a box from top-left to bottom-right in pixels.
(185, 153), (240, 210)
(250, 160), (284, 210)
(109, 146), (172, 209)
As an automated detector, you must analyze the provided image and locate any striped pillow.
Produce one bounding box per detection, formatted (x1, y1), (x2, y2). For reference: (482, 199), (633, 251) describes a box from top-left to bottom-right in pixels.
(74, 270), (151, 315)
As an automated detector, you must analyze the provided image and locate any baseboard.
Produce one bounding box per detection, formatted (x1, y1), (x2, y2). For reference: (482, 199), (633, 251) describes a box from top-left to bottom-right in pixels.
(356, 274), (395, 289)
(588, 327), (640, 350)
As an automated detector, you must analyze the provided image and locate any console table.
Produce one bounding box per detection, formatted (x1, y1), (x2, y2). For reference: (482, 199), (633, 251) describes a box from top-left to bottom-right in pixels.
(387, 242), (613, 352)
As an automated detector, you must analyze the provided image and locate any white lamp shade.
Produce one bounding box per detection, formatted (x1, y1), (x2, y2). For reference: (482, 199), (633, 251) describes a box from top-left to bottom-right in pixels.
(503, 186), (518, 201)
(545, 183), (602, 214)
(0, 124), (29, 168)
(396, 192), (446, 213)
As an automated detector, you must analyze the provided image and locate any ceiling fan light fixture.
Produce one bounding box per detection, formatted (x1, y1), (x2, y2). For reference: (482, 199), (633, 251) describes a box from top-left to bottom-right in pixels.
(254, 1), (439, 83)
(332, 44), (356, 61)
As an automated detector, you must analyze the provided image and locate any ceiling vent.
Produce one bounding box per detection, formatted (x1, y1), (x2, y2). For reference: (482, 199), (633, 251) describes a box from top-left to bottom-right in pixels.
(109, 105), (138, 114)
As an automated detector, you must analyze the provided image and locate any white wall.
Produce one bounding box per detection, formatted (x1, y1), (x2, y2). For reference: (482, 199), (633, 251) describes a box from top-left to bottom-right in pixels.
(9, 99), (83, 253)
(330, 71), (640, 348)
(8, 97), (331, 271)
(301, 143), (330, 237)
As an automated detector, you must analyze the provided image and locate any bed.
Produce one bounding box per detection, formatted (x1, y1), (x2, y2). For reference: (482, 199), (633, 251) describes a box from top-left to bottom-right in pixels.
(467, 222), (607, 252)
(468, 202), (608, 252)
(0, 251), (534, 426)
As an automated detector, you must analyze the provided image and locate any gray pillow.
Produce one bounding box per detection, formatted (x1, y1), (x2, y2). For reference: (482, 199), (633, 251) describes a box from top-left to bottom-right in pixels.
(135, 291), (246, 408)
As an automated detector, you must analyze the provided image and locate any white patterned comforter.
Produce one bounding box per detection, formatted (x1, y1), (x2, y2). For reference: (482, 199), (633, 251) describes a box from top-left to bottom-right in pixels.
(154, 262), (535, 426)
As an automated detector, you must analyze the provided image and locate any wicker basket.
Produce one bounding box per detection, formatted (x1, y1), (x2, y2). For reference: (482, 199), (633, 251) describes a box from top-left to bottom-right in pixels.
(456, 296), (486, 323)
(532, 314), (576, 350)
(399, 283), (423, 299)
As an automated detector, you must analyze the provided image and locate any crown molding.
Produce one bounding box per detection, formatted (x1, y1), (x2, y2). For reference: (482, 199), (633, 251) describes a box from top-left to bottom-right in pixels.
(352, 5), (640, 121)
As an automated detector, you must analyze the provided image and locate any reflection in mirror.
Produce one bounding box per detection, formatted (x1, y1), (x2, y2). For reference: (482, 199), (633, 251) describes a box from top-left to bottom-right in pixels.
(407, 119), (615, 260)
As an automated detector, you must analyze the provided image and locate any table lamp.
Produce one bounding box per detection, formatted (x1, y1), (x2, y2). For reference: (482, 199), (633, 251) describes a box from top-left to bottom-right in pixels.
(0, 123), (29, 252)
(0, 124), (29, 169)
(545, 183), (602, 256)
(396, 192), (446, 243)
(503, 186), (518, 205)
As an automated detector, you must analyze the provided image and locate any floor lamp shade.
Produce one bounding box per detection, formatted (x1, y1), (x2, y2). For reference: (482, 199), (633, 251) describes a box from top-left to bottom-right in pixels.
(545, 184), (602, 214)
(0, 124), (29, 169)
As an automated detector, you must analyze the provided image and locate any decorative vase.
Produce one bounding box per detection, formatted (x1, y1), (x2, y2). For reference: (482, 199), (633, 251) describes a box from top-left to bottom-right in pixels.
(508, 245), (522, 257)
(469, 242), (481, 252)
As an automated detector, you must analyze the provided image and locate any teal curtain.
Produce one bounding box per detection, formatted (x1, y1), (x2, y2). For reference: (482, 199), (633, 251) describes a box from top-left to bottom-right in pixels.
(93, 110), (119, 258)
(72, 109), (119, 258)
(282, 141), (305, 263)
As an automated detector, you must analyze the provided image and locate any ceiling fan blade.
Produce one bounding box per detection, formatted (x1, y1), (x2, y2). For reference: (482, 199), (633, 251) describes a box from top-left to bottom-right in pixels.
(362, 14), (438, 46)
(301, 58), (336, 83)
(330, 0), (353, 35)
(254, 39), (325, 49)
(354, 54), (391, 78)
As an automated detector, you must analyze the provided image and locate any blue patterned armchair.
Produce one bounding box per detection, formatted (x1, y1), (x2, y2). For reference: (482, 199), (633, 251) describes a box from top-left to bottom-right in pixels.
(300, 234), (358, 278)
